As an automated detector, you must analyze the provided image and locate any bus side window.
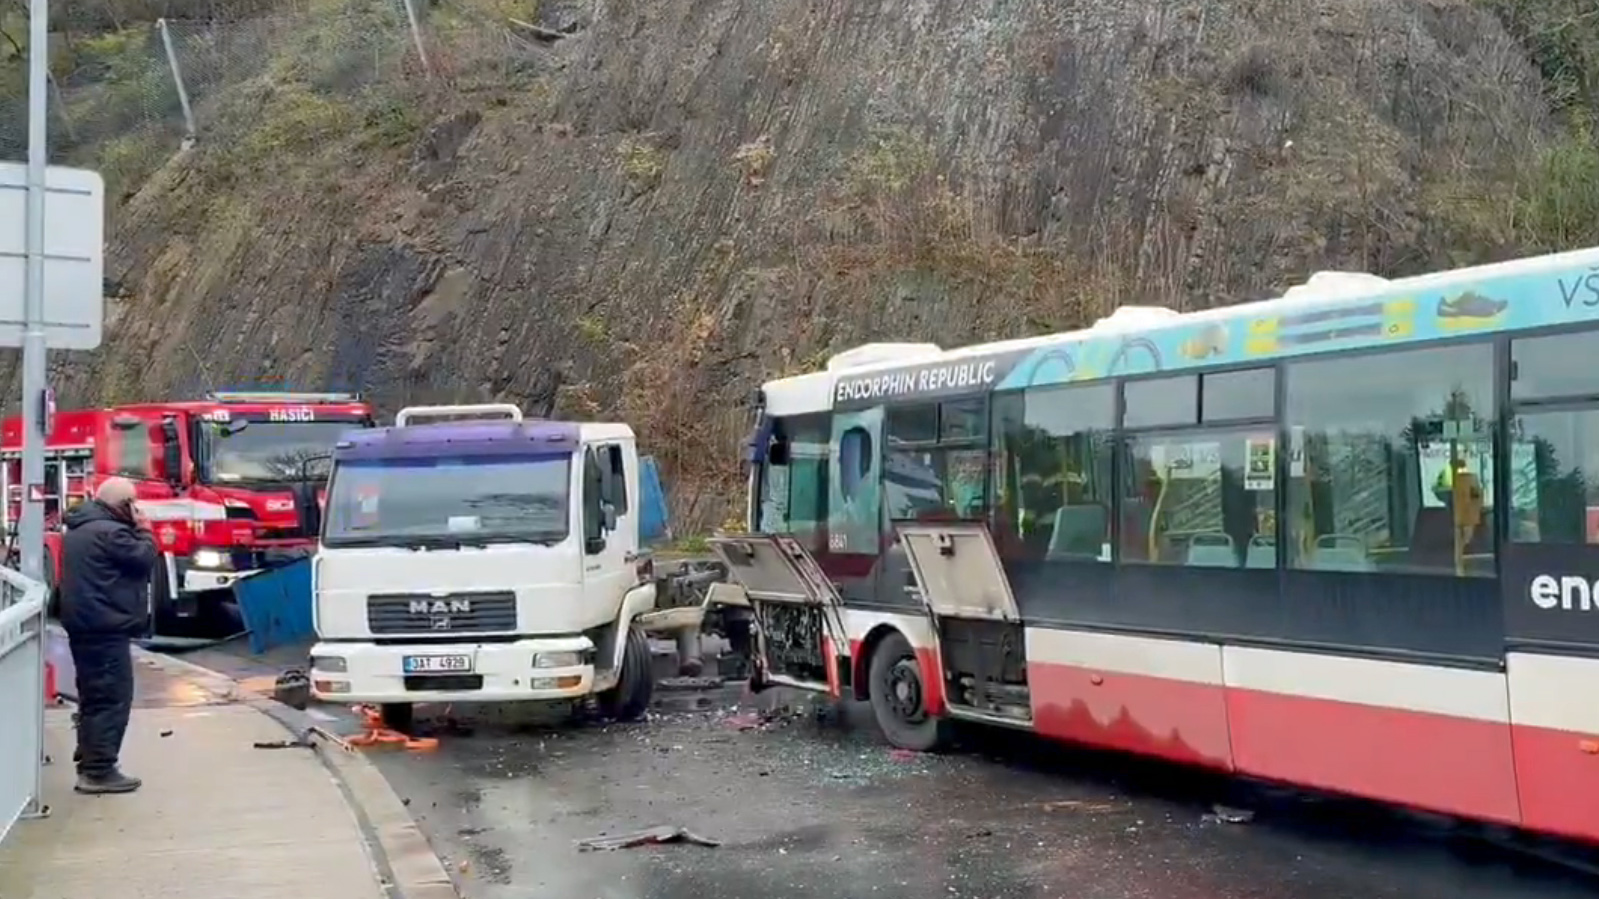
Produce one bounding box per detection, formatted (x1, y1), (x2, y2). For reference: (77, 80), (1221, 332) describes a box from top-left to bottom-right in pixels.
(1508, 329), (1599, 545)
(785, 416), (830, 551)
(991, 383), (1114, 563)
(1284, 342), (1496, 577)
(1118, 370), (1278, 570)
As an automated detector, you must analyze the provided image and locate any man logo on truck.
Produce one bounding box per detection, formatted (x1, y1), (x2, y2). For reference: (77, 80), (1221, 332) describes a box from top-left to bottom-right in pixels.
(410, 599), (473, 615)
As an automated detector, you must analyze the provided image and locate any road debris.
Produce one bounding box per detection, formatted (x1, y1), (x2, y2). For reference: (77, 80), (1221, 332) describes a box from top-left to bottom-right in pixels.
(272, 669), (311, 710)
(577, 825), (722, 851)
(1205, 804), (1256, 825)
(348, 705), (440, 751)
(253, 738), (314, 750)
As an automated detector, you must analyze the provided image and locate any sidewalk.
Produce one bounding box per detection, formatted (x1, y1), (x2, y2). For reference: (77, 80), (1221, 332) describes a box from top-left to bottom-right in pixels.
(0, 658), (389, 899)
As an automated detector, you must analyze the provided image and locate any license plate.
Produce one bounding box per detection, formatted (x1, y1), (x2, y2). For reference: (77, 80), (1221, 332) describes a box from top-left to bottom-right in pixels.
(403, 654), (473, 674)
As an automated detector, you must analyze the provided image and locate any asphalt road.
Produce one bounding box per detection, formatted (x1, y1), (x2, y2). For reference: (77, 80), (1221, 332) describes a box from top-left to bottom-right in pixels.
(359, 684), (1599, 899)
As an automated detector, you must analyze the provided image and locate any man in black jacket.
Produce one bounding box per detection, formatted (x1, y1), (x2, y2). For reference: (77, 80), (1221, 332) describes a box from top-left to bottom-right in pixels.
(59, 477), (158, 794)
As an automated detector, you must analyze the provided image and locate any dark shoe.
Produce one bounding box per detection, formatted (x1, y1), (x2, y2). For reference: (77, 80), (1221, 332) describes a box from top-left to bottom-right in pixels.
(75, 771), (142, 794)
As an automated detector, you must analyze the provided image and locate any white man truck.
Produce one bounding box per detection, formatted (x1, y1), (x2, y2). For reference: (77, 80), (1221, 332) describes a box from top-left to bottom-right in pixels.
(304, 404), (667, 732)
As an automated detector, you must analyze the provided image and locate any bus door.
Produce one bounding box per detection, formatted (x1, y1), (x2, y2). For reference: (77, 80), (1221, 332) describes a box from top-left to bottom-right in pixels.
(707, 534), (849, 696)
(895, 521), (1033, 724)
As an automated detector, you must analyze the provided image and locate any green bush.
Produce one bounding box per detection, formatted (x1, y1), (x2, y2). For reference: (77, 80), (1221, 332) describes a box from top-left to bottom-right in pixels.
(1515, 122), (1599, 251)
(1482, 0), (1599, 111)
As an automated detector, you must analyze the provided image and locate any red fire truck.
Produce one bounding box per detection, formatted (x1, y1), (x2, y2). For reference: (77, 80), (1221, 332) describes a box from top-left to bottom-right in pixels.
(1, 391), (375, 642)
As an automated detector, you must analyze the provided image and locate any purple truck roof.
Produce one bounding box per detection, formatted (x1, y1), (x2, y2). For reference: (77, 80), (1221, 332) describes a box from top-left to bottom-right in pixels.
(334, 420), (581, 462)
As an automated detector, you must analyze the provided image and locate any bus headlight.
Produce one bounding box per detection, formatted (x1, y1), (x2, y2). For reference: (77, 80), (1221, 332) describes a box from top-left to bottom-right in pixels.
(191, 549), (230, 569)
(533, 651), (582, 669)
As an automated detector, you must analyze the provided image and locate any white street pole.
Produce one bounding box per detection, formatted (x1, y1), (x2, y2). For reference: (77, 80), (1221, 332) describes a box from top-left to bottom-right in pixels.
(20, 0), (49, 582)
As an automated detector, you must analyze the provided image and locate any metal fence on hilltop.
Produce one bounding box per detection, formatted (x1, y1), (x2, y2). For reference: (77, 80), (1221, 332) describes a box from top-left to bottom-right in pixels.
(0, 0), (539, 198)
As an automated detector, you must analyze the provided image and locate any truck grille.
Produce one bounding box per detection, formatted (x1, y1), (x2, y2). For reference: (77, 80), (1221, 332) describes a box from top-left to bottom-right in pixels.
(365, 592), (517, 635)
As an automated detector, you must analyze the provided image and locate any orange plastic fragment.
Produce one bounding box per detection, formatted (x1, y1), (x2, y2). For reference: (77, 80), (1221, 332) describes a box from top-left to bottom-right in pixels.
(346, 705), (440, 752)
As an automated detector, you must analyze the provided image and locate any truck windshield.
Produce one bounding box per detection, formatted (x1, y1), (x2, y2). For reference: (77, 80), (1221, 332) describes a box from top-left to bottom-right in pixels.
(202, 420), (357, 483)
(323, 453), (572, 548)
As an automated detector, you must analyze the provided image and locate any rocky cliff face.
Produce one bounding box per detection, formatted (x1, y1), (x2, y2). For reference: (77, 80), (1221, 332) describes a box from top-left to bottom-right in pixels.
(13, 0), (1597, 529)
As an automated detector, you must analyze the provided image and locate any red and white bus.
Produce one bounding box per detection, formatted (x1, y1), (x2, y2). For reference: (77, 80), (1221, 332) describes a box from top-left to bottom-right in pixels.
(710, 246), (1599, 844)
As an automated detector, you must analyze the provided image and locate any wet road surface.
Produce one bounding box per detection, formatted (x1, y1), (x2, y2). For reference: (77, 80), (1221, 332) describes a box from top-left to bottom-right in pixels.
(363, 686), (1599, 899)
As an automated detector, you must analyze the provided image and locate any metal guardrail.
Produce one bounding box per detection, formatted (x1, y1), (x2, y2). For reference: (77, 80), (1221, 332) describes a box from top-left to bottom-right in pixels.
(0, 565), (47, 846)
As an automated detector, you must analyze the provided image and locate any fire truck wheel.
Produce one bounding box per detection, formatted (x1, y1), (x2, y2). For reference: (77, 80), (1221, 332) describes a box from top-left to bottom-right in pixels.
(379, 703), (415, 734)
(148, 564), (175, 627)
(597, 624), (654, 722)
(867, 631), (950, 752)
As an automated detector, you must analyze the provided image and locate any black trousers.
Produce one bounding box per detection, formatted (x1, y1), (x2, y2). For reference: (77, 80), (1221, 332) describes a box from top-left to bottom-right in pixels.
(68, 635), (134, 778)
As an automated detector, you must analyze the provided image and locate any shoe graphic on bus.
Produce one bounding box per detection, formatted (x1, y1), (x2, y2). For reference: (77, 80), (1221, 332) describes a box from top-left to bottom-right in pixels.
(1437, 291), (1507, 324)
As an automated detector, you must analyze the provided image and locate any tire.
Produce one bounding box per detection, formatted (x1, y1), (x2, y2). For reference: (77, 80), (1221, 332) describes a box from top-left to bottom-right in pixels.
(867, 631), (950, 752)
(379, 703), (415, 734)
(195, 591), (244, 638)
(597, 625), (654, 722)
(148, 560), (175, 637)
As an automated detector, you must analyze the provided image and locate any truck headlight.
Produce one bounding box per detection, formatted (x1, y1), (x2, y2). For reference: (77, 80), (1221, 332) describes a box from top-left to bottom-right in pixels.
(192, 549), (229, 569)
(533, 651), (582, 669)
(310, 655), (348, 673)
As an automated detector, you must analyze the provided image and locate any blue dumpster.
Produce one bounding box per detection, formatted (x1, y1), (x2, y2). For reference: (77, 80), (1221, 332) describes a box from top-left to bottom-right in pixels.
(640, 455), (670, 544)
(232, 558), (315, 654)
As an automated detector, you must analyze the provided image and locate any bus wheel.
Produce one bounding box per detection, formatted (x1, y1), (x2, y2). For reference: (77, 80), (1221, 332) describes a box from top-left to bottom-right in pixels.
(598, 625), (654, 722)
(379, 703), (415, 734)
(868, 632), (949, 752)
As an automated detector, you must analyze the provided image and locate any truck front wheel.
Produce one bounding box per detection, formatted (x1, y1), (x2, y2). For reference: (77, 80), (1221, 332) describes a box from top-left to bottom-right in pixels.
(379, 703), (415, 734)
(597, 625), (654, 722)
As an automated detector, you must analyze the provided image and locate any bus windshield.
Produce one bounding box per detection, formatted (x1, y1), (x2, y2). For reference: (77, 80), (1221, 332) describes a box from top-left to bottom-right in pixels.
(323, 453), (572, 548)
(201, 420), (356, 483)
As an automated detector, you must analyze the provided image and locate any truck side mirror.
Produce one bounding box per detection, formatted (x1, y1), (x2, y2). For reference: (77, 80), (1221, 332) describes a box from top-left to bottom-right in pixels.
(601, 502), (618, 532)
(160, 418), (183, 484)
(291, 481), (322, 539)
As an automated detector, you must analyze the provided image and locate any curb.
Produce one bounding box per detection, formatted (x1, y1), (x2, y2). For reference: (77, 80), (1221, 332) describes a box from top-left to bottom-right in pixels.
(134, 647), (460, 899)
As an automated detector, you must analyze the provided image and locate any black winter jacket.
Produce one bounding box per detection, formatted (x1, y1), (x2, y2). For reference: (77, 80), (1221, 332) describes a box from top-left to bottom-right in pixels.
(58, 500), (159, 638)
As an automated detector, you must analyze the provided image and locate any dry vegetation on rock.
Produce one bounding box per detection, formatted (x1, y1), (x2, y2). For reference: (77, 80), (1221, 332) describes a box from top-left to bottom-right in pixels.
(0, 0), (1597, 531)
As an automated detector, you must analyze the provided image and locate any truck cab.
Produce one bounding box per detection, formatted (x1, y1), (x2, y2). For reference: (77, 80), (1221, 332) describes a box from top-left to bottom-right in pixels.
(307, 404), (658, 730)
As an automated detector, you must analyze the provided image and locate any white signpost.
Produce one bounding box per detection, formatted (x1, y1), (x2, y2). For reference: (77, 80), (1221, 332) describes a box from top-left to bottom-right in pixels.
(2, 0), (105, 592)
(0, 163), (103, 586)
(0, 164), (106, 350)
(3, 0), (101, 838)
